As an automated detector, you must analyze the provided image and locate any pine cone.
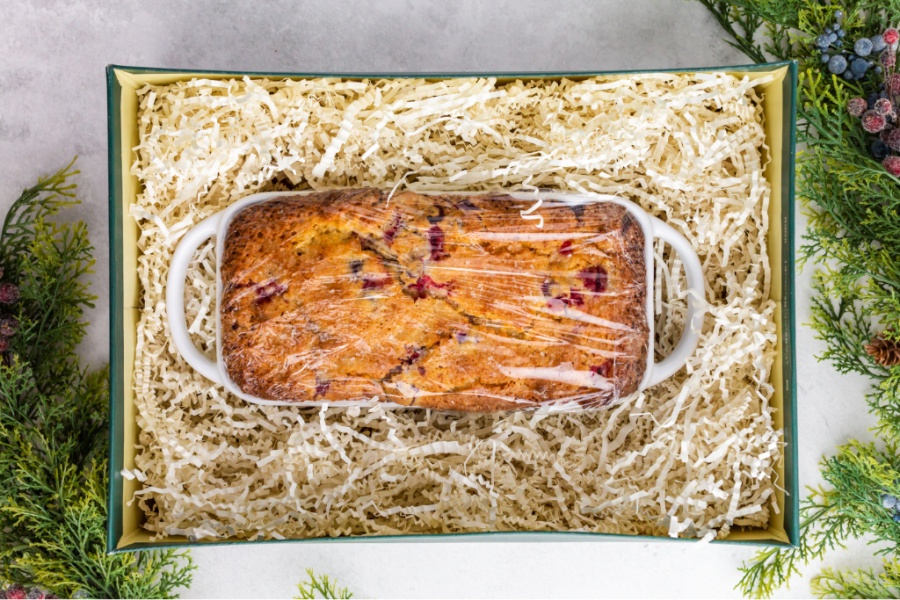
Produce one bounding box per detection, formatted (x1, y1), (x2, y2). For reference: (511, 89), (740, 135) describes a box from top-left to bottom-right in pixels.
(865, 330), (900, 367)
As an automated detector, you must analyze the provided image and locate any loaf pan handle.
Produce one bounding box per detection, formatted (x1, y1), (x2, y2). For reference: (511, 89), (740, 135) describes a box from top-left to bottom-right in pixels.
(166, 213), (223, 384)
(644, 217), (705, 388)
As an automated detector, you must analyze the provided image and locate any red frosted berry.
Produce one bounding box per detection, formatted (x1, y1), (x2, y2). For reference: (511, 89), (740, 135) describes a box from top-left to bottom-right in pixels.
(0, 337), (9, 352)
(314, 379), (330, 397)
(882, 50), (897, 68)
(848, 97), (868, 117)
(883, 128), (900, 151)
(5, 585), (26, 600)
(875, 97), (895, 116)
(0, 282), (19, 304)
(884, 28), (899, 45)
(577, 266), (609, 293)
(884, 155), (900, 176)
(863, 110), (888, 133)
(0, 315), (19, 337)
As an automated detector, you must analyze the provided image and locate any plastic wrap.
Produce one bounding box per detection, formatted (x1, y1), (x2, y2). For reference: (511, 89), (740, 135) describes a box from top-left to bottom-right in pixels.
(168, 188), (703, 412)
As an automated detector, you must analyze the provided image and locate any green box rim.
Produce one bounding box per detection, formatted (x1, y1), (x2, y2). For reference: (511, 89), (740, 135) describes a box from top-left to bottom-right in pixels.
(107, 61), (799, 553)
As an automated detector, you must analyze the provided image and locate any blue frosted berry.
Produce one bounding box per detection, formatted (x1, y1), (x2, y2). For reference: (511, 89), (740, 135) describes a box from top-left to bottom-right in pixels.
(844, 70), (855, 80)
(829, 54), (848, 74)
(836, 40), (844, 47)
(851, 58), (870, 77)
(835, 9), (843, 20)
(855, 38), (874, 56)
(877, 66), (884, 75)
(821, 53), (831, 63)
(893, 513), (900, 523)
(872, 34), (888, 53)
(826, 26), (833, 34)
(816, 34), (831, 50)
(838, 29), (846, 38)
(883, 494), (899, 509)
(872, 140), (890, 160)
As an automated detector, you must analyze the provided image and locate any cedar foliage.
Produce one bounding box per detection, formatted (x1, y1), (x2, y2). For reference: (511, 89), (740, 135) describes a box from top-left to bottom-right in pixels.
(0, 161), (194, 598)
(698, 1), (900, 597)
(295, 569), (353, 599)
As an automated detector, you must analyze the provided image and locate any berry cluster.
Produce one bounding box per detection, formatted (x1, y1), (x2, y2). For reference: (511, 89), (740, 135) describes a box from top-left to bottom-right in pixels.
(0, 585), (58, 599)
(816, 11), (887, 81)
(0, 268), (20, 354)
(846, 26), (900, 174)
(882, 493), (900, 522)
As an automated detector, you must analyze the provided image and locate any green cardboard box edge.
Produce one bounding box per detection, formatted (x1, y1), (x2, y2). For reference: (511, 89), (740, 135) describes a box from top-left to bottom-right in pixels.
(107, 61), (799, 553)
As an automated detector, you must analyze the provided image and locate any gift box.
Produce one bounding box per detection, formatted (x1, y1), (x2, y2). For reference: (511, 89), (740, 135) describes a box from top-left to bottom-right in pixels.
(106, 62), (798, 552)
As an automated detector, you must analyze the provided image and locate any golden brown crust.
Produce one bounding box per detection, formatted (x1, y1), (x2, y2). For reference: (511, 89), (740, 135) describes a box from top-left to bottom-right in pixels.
(220, 189), (648, 411)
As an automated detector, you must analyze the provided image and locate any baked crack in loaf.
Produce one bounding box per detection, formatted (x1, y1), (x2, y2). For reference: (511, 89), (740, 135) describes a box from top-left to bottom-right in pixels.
(220, 189), (648, 410)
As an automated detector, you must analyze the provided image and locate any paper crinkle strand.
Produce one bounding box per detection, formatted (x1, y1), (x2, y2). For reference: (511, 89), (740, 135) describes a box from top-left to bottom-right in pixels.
(126, 73), (780, 541)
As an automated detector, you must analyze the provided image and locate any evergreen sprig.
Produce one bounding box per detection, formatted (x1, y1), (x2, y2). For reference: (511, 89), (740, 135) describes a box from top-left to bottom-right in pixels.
(0, 162), (194, 598)
(295, 569), (353, 599)
(697, 0), (900, 597)
(738, 442), (900, 596)
(812, 559), (900, 598)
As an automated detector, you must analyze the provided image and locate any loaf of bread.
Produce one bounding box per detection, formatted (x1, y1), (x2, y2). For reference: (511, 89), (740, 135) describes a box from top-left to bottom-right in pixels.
(220, 189), (648, 411)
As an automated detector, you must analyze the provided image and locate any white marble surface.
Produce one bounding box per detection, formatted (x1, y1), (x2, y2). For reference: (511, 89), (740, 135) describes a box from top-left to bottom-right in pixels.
(0, 1), (879, 597)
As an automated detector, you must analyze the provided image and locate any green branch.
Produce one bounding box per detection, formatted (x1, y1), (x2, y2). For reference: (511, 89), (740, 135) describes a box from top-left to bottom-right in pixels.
(698, 1), (900, 598)
(295, 569), (353, 599)
(0, 162), (195, 598)
(696, 0), (769, 63)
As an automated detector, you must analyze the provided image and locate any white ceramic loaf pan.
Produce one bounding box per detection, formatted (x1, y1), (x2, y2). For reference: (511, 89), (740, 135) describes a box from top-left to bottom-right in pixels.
(166, 190), (704, 409)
